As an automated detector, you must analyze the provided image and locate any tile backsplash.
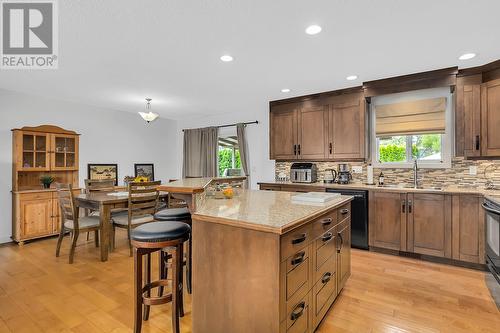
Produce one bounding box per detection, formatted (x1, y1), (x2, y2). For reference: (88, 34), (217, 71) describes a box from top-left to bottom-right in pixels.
(275, 157), (500, 189)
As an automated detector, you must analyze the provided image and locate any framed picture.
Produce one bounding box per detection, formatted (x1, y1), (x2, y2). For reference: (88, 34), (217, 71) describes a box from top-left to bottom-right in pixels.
(134, 163), (155, 181)
(87, 164), (118, 186)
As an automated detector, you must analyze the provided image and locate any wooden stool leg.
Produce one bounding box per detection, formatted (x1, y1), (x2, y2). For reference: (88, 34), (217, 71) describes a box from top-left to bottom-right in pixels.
(133, 248), (143, 333)
(158, 250), (165, 297)
(171, 246), (180, 333)
(186, 234), (192, 294)
(94, 230), (99, 247)
(143, 253), (151, 321)
(177, 243), (184, 318)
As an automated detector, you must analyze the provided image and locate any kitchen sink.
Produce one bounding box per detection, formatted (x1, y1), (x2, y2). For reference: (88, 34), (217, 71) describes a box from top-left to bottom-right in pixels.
(378, 184), (443, 191)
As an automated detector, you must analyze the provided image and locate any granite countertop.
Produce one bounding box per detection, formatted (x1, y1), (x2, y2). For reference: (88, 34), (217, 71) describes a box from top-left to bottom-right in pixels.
(192, 189), (353, 234)
(158, 176), (247, 194)
(258, 180), (500, 196)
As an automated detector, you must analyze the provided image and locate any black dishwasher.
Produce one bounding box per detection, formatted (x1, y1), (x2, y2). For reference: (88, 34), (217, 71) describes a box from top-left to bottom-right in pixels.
(326, 189), (368, 250)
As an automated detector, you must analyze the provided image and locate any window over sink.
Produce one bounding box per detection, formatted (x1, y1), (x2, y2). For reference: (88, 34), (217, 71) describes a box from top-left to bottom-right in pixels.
(218, 135), (243, 176)
(371, 88), (452, 168)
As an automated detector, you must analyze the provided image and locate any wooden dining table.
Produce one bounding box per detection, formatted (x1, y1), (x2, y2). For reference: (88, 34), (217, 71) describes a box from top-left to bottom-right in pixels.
(75, 191), (167, 262)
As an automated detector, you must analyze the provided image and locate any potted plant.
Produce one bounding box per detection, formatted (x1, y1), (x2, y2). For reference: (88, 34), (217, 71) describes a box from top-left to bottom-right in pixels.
(40, 175), (55, 189)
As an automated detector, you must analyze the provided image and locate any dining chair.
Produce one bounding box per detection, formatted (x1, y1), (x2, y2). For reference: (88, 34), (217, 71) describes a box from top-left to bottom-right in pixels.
(111, 180), (161, 256)
(55, 183), (101, 264)
(83, 178), (123, 240)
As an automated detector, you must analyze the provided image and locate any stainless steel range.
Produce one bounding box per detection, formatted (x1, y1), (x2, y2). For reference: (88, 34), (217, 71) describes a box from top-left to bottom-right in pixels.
(483, 196), (500, 284)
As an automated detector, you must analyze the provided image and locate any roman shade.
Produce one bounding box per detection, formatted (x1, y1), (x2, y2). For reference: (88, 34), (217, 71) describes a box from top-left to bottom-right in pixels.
(375, 97), (446, 136)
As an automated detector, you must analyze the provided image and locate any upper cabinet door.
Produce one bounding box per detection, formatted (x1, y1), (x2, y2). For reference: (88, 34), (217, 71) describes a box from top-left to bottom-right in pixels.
(297, 104), (328, 160)
(461, 84), (482, 157)
(328, 94), (365, 160)
(50, 134), (79, 170)
(481, 79), (500, 156)
(269, 106), (298, 160)
(17, 131), (51, 171)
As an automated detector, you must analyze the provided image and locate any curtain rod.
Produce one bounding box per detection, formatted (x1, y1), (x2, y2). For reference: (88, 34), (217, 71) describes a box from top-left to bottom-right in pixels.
(182, 120), (258, 132)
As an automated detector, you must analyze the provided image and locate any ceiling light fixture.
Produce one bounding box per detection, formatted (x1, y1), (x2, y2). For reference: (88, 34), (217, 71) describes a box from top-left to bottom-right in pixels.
(281, 88), (291, 93)
(220, 54), (233, 62)
(139, 98), (159, 123)
(305, 25), (322, 35)
(346, 75), (358, 81)
(459, 53), (476, 60)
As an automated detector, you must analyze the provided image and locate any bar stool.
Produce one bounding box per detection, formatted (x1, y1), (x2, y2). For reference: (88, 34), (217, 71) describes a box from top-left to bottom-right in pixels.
(131, 221), (191, 333)
(154, 207), (192, 294)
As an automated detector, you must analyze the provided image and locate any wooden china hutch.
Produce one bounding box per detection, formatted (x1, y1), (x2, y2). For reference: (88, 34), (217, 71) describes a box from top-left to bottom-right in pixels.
(11, 125), (80, 244)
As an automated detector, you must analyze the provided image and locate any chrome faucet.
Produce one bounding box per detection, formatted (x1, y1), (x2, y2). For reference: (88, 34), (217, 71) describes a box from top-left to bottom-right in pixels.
(413, 159), (418, 188)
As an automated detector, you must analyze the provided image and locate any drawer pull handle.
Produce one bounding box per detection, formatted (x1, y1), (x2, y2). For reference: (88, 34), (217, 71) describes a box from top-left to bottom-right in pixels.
(321, 232), (333, 242)
(340, 208), (349, 215)
(321, 272), (332, 284)
(290, 301), (305, 321)
(291, 233), (307, 245)
(321, 218), (332, 226)
(290, 251), (305, 266)
(337, 232), (344, 253)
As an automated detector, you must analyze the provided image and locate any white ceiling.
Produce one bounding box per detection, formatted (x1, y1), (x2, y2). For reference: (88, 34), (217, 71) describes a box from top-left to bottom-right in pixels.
(1, 0), (500, 120)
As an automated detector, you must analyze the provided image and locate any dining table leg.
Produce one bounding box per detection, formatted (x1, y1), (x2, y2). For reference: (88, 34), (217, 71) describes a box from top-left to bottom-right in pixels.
(99, 203), (111, 262)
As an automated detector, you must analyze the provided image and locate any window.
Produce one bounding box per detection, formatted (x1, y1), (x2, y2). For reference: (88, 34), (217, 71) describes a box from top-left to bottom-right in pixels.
(371, 88), (452, 168)
(218, 136), (242, 176)
(377, 134), (443, 163)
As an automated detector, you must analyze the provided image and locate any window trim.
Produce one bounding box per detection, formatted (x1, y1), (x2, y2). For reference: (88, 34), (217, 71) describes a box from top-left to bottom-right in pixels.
(370, 88), (453, 169)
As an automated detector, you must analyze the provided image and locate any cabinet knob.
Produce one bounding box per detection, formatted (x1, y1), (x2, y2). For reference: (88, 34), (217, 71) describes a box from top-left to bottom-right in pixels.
(321, 232), (333, 242)
(321, 272), (332, 284)
(340, 208), (349, 215)
(337, 232), (344, 253)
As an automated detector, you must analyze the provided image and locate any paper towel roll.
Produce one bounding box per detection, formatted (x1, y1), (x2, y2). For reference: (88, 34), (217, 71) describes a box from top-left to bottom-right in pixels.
(367, 165), (374, 185)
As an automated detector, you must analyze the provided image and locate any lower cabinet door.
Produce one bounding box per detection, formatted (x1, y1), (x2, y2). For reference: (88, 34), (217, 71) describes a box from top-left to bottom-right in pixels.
(20, 195), (53, 239)
(337, 220), (351, 292)
(407, 194), (452, 258)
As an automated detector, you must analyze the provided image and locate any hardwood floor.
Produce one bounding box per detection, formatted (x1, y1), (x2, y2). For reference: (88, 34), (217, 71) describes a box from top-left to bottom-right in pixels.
(0, 235), (498, 333)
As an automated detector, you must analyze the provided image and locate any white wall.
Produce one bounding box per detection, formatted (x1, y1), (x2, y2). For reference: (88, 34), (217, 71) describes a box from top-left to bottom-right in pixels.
(0, 89), (179, 243)
(177, 103), (275, 189)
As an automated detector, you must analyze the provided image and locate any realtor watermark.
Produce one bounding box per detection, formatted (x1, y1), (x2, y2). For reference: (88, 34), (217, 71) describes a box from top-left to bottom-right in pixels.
(1, 0), (58, 69)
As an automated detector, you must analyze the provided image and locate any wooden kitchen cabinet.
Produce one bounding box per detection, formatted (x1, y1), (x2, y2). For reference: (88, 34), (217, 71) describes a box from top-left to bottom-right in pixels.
(481, 78), (500, 156)
(17, 192), (54, 240)
(297, 104), (328, 159)
(270, 106), (299, 160)
(336, 217), (351, 292)
(369, 191), (407, 251)
(269, 89), (366, 161)
(456, 75), (482, 157)
(407, 193), (452, 258)
(328, 92), (366, 160)
(451, 195), (485, 264)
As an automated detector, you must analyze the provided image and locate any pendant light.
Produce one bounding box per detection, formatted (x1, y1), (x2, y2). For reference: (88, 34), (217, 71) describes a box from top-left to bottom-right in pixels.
(139, 98), (159, 123)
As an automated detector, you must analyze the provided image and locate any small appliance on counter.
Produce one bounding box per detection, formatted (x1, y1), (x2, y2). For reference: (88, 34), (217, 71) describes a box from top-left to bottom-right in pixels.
(337, 163), (352, 184)
(323, 169), (337, 184)
(290, 163), (317, 183)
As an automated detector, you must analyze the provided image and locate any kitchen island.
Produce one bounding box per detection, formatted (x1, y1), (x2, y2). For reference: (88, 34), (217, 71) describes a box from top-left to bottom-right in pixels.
(191, 189), (353, 333)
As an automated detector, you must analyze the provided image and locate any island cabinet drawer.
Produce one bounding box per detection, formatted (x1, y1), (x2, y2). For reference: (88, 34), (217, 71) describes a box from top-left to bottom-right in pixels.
(337, 202), (351, 221)
(281, 223), (313, 261)
(285, 291), (312, 333)
(313, 247), (336, 285)
(312, 271), (337, 328)
(314, 227), (337, 270)
(285, 246), (312, 301)
(311, 210), (338, 239)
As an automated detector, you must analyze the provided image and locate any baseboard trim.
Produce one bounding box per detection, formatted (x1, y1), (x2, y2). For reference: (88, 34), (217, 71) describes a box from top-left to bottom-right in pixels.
(369, 246), (487, 271)
(0, 236), (13, 245)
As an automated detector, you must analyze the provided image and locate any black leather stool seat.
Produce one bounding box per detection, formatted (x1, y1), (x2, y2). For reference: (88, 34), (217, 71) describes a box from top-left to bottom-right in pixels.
(131, 222), (190, 243)
(154, 207), (191, 221)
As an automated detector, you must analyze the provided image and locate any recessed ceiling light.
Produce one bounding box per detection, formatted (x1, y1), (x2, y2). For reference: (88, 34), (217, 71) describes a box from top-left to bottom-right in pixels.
(220, 55), (233, 62)
(305, 25), (322, 35)
(346, 75), (358, 81)
(281, 88), (291, 93)
(459, 53), (476, 60)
